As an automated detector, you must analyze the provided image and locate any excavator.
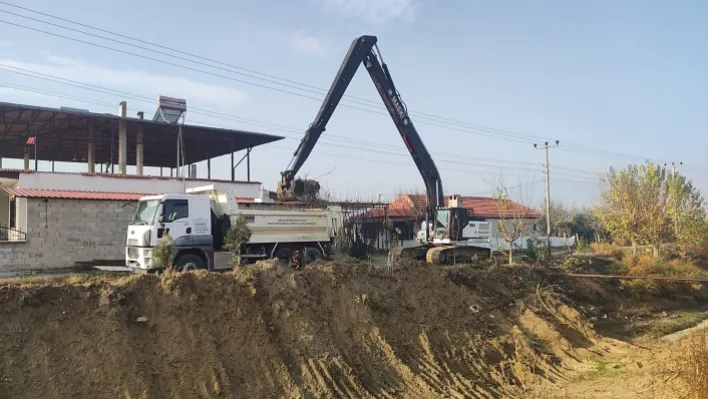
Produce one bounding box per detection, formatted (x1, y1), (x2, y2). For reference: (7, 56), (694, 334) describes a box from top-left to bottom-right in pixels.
(277, 35), (491, 265)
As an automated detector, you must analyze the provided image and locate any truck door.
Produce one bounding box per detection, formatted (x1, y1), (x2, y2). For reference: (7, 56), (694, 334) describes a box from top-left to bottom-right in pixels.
(158, 199), (191, 242)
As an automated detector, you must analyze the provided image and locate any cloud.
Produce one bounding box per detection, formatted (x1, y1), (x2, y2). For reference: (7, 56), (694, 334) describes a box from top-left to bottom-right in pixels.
(0, 54), (249, 108)
(290, 30), (328, 56)
(318, 0), (421, 24)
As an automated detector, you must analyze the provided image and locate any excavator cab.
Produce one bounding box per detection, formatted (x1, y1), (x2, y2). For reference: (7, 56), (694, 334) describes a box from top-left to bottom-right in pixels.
(431, 195), (469, 242)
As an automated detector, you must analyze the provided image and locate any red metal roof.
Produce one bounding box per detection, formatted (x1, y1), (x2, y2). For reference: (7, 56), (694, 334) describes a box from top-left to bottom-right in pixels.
(365, 194), (542, 220)
(2, 188), (146, 201)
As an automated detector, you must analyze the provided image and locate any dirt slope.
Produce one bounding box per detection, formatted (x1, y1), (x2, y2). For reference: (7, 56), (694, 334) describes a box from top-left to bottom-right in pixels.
(0, 261), (614, 399)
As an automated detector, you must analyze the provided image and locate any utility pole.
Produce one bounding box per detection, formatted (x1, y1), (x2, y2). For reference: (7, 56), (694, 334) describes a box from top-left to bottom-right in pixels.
(534, 140), (559, 258)
(664, 161), (683, 177)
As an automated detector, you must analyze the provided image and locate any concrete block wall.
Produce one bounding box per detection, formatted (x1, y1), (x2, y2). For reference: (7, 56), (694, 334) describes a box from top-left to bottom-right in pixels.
(0, 198), (136, 271)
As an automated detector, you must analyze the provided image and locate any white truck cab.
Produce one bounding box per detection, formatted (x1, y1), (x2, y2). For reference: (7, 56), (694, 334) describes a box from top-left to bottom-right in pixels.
(126, 188), (343, 272)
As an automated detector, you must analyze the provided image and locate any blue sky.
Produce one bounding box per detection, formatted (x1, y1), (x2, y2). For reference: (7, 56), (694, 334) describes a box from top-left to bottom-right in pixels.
(0, 0), (706, 208)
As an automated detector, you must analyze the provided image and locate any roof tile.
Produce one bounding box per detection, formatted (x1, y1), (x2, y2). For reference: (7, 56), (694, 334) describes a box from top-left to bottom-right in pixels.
(2, 188), (146, 201)
(366, 194), (542, 220)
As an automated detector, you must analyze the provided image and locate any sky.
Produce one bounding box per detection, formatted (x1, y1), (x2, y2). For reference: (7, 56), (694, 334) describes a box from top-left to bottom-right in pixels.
(0, 0), (706, 209)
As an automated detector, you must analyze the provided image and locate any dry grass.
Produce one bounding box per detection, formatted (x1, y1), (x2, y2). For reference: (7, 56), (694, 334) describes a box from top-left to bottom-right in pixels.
(590, 242), (625, 259)
(659, 330), (708, 398)
(613, 255), (708, 300)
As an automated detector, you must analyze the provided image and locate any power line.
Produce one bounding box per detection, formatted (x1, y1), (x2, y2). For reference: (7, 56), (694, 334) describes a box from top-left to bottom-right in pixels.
(0, 81), (603, 187)
(0, 64), (601, 177)
(0, 5), (668, 163)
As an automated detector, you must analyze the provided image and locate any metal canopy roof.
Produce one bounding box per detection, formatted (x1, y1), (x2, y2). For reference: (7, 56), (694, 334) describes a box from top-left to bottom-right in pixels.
(0, 101), (285, 168)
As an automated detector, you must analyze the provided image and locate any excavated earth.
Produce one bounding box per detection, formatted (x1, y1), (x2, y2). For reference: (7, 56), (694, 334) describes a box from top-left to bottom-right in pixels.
(0, 261), (642, 398)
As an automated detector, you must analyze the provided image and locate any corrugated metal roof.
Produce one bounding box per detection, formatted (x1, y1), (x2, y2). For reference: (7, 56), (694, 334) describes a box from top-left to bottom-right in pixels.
(2, 188), (146, 201)
(0, 101), (285, 168)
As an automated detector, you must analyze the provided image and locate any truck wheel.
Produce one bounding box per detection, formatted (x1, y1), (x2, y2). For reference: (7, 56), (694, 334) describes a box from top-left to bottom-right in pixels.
(273, 247), (293, 268)
(174, 254), (205, 272)
(303, 247), (323, 265)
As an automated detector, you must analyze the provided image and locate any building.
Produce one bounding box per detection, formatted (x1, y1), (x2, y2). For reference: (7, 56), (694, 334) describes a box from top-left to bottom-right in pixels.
(0, 99), (284, 271)
(372, 194), (542, 243)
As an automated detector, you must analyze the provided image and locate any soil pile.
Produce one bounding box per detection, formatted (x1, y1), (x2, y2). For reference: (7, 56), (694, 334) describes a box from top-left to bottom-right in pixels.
(0, 262), (609, 399)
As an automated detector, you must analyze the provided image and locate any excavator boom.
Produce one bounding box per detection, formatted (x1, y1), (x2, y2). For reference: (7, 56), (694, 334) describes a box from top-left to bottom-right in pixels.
(278, 35), (443, 226)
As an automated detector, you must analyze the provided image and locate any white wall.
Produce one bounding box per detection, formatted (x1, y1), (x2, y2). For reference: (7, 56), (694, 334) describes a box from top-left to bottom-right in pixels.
(18, 172), (262, 198)
(0, 190), (8, 228)
(16, 198), (27, 233)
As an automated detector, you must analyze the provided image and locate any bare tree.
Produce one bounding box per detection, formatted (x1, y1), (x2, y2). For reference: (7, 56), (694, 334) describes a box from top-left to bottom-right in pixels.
(490, 177), (541, 265)
(392, 187), (428, 240)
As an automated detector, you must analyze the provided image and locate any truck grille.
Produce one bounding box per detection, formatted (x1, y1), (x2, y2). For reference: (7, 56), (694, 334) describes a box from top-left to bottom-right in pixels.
(127, 247), (139, 259)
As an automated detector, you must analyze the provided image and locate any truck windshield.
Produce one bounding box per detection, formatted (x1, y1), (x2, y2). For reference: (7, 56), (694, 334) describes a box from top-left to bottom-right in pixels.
(132, 200), (160, 225)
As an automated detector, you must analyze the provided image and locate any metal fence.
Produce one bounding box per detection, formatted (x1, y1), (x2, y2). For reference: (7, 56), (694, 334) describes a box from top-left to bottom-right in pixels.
(0, 225), (27, 242)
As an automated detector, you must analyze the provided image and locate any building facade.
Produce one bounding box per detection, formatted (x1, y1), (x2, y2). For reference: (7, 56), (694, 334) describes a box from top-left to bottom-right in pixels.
(0, 170), (264, 271)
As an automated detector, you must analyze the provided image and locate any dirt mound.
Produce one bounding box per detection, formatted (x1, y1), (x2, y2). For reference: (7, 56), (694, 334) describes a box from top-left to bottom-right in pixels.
(0, 262), (607, 398)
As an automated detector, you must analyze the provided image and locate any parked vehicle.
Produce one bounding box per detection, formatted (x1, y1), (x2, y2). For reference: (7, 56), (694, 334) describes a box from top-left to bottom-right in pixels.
(125, 185), (343, 271)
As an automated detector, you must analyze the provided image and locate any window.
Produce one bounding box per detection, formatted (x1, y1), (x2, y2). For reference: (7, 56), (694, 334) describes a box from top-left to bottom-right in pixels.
(163, 199), (189, 222)
(9, 197), (16, 228)
(436, 209), (449, 229)
(132, 199), (159, 225)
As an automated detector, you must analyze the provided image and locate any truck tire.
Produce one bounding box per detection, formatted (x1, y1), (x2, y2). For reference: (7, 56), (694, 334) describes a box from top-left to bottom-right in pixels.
(303, 247), (323, 265)
(174, 253), (205, 272)
(273, 247), (293, 268)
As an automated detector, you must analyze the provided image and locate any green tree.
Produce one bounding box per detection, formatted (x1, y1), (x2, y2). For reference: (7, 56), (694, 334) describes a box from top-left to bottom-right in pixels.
(667, 174), (708, 255)
(595, 161), (706, 256)
(224, 214), (252, 267)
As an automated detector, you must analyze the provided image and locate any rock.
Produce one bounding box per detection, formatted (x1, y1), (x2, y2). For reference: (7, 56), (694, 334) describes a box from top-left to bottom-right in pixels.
(136, 316), (148, 323)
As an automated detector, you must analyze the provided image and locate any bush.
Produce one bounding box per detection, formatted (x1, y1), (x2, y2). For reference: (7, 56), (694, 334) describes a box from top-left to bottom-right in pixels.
(619, 255), (708, 299)
(660, 331), (708, 397)
(561, 256), (584, 273)
(621, 255), (707, 279)
(224, 214), (252, 267)
(524, 238), (540, 262)
(153, 233), (173, 268)
(576, 237), (590, 253)
(590, 241), (624, 260)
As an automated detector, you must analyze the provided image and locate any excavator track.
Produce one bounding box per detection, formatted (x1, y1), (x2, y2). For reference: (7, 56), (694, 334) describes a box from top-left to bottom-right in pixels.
(426, 245), (492, 265)
(389, 244), (430, 263)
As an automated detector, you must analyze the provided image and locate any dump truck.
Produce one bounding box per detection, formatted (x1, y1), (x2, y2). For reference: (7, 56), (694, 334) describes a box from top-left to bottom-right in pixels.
(125, 185), (343, 271)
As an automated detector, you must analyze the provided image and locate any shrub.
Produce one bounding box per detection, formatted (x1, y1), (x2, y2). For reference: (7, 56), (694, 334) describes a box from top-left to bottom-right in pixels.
(590, 241), (624, 260)
(660, 331), (708, 398)
(561, 256), (584, 273)
(524, 238), (540, 262)
(576, 237), (590, 253)
(153, 233), (173, 268)
(224, 214), (252, 267)
(619, 255), (708, 299)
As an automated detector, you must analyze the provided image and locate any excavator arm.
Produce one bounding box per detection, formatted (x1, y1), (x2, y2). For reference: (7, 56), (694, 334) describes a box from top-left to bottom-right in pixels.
(278, 35), (444, 225)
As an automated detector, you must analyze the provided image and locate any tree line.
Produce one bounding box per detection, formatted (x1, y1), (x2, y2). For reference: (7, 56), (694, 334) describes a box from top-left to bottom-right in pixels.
(540, 161), (707, 257)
